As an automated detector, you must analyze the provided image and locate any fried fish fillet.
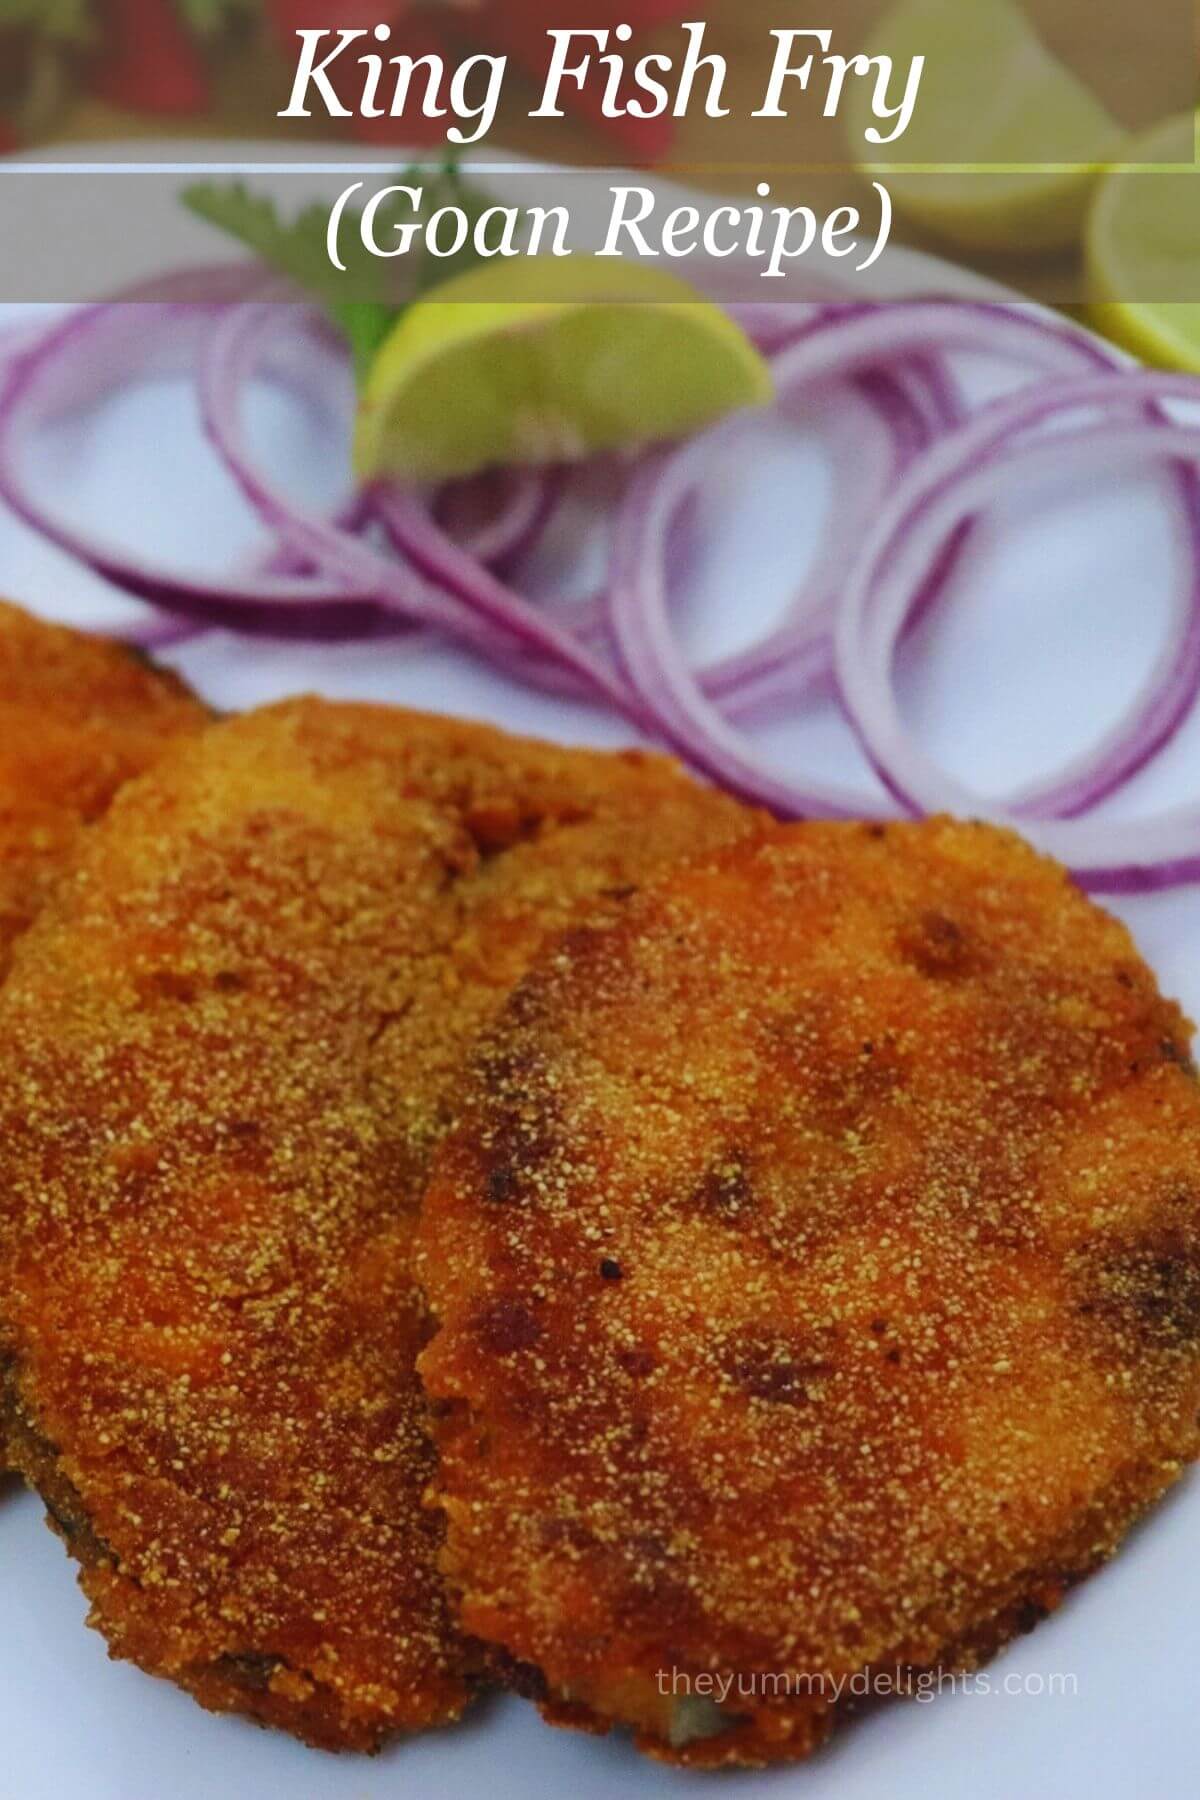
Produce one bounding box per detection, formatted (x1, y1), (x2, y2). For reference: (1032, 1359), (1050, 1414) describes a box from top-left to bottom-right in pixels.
(0, 601), (206, 1472)
(0, 697), (753, 1750)
(416, 818), (1200, 1767)
(0, 599), (205, 976)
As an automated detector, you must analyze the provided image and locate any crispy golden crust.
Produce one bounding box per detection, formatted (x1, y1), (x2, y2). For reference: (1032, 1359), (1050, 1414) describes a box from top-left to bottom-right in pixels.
(0, 602), (206, 1472)
(0, 696), (753, 1751)
(0, 600), (206, 976)
(416, 819), (1200, 1768)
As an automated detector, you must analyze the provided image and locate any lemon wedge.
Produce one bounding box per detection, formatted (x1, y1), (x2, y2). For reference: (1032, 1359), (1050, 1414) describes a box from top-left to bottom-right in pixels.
(1086, 110), (1200, 371)
(845, 0), (1125, 255)
(354, 258), (773, 483)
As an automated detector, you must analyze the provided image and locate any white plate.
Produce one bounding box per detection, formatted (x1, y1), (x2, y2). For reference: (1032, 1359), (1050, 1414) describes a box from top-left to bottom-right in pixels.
(0, 144), (1197, 1800)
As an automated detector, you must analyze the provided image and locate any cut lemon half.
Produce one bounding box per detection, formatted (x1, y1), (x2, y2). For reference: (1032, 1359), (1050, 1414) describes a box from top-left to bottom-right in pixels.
(354, 258), (773, 483)
(1086, 111), (1200, 371)
(845, 0), (1125, 255)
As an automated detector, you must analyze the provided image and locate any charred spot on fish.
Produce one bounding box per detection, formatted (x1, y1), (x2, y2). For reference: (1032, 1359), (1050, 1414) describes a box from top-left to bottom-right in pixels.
(693, 1157), (753, 1218)
(40, 1489), (118, 1566)
(726, 1337), (832, 1406)
(486, 1646), (551, 1702)
(216, 1651), (287, 1693)
(537, 1514), (596, 1552)
(2, 1391), (119, 1567)
(552, 921), (626, 983)
(488, 985), (548, 1041)
(625, 1531), (678, 1596)
(899, 910), (973, 979)
(27, 1456), (119, 1567)
(40, 1492), (79, 1539)
(462, 796), (537, 855)
(476, 1298), (543, 1355)
(479, 1064), (562, 1202)
(1160, 1037), (1197, 1076)
(480, 1038), (559, 1137)
(481, 1114), (559, 1202)
(599, 1257), (623, 1282)
(458, 789), (591, 858)
(486, 1163), (519, 1205)
(141, 967), (198, 1005)
(1078, 1226), (1200, 1349)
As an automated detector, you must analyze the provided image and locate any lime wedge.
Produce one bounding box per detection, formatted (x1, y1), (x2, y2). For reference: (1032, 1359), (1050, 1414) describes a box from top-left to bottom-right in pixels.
(845, 0), (1125, 255)
(1086, 111), (1200, 371)
(354, 258), (773, 483)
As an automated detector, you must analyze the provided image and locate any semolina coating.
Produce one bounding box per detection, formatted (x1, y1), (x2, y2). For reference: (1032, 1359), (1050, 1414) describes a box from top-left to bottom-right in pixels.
(0, 696), (754, 1751)
(416, 818), (1200, 1768)
(0, 599), (206, 978)
(0, 600), (206, 1472)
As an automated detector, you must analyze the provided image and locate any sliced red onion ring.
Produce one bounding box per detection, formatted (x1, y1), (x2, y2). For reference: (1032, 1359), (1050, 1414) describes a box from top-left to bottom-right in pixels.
(0, 304), (406, 639)
(121, 614), (209, 651)
(108, 262), (285, 309)
(416, 466), (565, 573)
(612, 427), (881, 816)
(194, 297), (967, 723)
(199, 303), (653, 722)
(834, 388), (1200, 891)
(763, 312), (1194, 820)
(605, 348), (956, 811)
(832, 361), (1200, 811)
(199, 298), (618, 691)
(629, 308), (1051, 743)
(696, 374), (916, 718)
(610, 302), (1156, 821)
(724, 355), (969, 713)
(7, 284), (1200, 894)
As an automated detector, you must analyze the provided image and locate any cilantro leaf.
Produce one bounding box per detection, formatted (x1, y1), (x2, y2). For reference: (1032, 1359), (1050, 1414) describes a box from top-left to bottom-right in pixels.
(183, 166), (492, 382)
(184, 182), (349, 308)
